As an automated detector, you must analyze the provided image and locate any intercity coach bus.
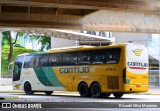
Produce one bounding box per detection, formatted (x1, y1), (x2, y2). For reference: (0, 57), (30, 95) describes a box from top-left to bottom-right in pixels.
(11, 43), (148, 98)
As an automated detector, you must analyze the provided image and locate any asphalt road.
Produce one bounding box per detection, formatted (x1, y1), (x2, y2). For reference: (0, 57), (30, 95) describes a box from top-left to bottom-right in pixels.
(1, 93), (160, 111)
(1, 92), (160, 102)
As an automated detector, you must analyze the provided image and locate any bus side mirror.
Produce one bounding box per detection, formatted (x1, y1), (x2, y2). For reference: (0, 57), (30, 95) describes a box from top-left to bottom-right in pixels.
(8, 62), (14, 72)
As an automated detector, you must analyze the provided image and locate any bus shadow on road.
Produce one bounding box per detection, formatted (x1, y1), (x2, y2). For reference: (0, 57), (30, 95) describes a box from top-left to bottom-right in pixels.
(13, 93), (142, 101)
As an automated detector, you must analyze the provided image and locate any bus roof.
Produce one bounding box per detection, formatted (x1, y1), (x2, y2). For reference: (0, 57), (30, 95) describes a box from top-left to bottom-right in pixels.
(48, 46), (95, 51)
(48, 44), (126, 53)
(16, 43), (146, 56)
(17, 52), (47, 57)
(17, 53), (29, 56)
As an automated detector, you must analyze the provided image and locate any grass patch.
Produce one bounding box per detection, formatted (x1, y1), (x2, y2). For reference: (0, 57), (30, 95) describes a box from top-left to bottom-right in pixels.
(1, 46), (37, 77)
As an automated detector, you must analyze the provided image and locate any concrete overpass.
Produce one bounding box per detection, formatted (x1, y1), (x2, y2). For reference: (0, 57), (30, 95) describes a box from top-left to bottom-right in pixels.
(0, 0), (160, 33)
(0, 0), (160, 86)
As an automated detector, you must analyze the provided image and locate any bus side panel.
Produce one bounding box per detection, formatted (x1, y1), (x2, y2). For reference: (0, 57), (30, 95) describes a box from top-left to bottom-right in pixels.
(53, 66), (90, 91)
(14, 67), (66, 91)
(101, 46), (126, 93)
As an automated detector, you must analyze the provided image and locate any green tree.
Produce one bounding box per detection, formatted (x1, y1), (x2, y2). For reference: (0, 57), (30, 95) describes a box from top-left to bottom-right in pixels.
(2, 33), (9, 46)
(30, 35), (51, 51)
(2, 31), (23, 62)
(2, 31), (51, 63)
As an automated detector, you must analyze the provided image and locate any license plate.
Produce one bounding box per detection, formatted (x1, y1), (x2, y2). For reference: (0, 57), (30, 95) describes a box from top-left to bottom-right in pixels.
(136, 85), (140, 88)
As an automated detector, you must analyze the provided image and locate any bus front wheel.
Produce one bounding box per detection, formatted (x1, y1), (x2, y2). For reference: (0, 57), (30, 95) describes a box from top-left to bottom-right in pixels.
(113, 93), (123, 98)
(45, 91), (53, 95)
(78, 82), (90, 97)
(24, 82), (34, 95)
(91, 83), (101, 98)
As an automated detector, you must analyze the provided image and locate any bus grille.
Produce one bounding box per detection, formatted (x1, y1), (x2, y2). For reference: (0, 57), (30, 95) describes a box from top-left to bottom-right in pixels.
(107, 76), (119, 89)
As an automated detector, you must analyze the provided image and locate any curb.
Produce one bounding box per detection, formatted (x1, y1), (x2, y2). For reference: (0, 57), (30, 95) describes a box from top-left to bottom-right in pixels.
(0, 90), (23, 93)
(133, 92), (160, 95)
(0, 96), (19, 100)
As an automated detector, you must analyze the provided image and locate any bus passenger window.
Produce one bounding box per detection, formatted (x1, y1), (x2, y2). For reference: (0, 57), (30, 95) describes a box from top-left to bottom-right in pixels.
(49, 53), (62, 66)
(63, 52), (77, 66)
(24, 55), (36, 68)
(91, 50), (105, 64)
(37, 54), (49, 66)
(77, 51), (91, 65)
(106, 48), (121, 64)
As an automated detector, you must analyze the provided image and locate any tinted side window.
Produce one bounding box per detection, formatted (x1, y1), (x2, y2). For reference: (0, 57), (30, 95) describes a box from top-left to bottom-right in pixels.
(91, 50), (105, 64)
(37, 54), (49, 66)
(106, 48), (121, 64)
(49, 53), (62, 66)
(24, 55), (36, 68)
(63, 52), (77, 65)
(77, 51), (91, 65)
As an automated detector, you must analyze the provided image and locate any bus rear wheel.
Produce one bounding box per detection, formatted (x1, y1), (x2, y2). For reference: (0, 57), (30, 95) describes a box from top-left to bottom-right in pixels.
(78, 82), (90, 97)
(113, 93), (123, 98)
(24, 82), (34, 95)
(45, 91), (53, 95)
(91, 83), (101, 98)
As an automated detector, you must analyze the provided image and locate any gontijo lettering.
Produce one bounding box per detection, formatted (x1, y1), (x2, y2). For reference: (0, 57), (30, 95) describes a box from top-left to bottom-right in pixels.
(127, 62), (148, 67)
(60, 67), (89, 74)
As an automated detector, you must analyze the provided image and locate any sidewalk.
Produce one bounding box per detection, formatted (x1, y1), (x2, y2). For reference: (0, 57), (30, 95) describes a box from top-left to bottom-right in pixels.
(0, 86), (18, 100)
(147, 86), (160, 95)
(0, 78), (12, 86)
(0, 86), (13, 91)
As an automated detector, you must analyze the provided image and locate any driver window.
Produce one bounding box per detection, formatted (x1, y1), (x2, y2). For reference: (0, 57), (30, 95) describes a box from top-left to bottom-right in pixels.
(13, 55), (24, 81)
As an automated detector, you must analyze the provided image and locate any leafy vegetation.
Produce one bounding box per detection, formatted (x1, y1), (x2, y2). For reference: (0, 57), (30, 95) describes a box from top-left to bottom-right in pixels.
(1, 31), (51, 77)
(2, 31), (24, 62)
(2, 31), (51, 63)
(1, 46), (37, 77)
(29, 35), (51, 51)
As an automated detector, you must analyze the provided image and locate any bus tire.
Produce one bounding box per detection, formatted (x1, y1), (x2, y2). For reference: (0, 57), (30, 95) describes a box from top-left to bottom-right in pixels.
(24, 82), (34, 95)
(101, 93), (111, 98)
(113, 93), (123, 98)
(91, 83), (101, 98)
(45, 91), (53, 95)
(78, 82), (90, 97)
